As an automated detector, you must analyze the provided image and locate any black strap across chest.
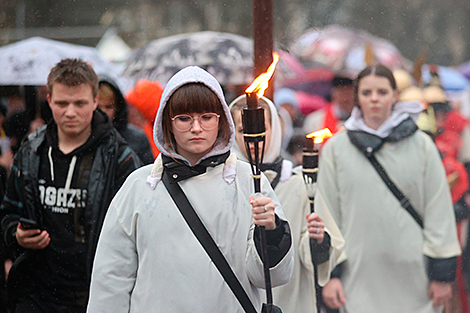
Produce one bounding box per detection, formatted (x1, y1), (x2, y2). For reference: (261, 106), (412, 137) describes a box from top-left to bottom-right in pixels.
(366, 153), (424, 228)
(161, 171), (258, 313)
(347, 121), (424, 229)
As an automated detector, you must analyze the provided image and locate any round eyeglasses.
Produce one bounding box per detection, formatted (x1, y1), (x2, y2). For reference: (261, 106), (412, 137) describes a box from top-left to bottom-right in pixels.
(171, 113), (220, 132)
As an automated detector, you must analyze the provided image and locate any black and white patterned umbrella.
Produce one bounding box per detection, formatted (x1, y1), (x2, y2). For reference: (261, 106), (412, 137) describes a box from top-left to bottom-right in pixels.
(123, 31), (256, 86)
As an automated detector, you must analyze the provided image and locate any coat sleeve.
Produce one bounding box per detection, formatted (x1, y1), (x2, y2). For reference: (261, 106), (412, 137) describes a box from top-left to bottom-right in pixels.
(421, 135), (461, 258)
(313, 140), (346, 284)
(245, 173), (294, 289)
(297, 180), (316, 275)
(114, 142), (143, 194)
(1, 157), (24, 247)
(87, 199), (138, 313)
(314, 201), (346, 286)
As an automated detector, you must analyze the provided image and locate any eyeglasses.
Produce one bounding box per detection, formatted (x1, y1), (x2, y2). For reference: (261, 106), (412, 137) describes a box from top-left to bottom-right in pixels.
(171, 113), (220, 131)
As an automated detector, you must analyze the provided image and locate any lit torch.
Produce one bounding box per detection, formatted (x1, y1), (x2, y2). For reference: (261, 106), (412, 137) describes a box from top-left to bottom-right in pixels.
(243, 52), (279, 313)
(302, 128), (332, 313)
(243, 52), (280, 191)
(302, 128), (332, 212)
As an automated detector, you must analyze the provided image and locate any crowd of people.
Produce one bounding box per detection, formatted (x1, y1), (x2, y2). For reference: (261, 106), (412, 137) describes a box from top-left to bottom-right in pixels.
(0, 54), (467, 313)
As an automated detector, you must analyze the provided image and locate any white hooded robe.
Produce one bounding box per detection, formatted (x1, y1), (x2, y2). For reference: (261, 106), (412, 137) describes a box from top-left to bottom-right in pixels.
(315, 104), (461, 313)
(229, 95), (345, 313)
(86, 67), (294, 313)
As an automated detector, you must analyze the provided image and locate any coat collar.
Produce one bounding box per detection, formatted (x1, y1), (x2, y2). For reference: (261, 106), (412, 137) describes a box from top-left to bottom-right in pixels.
(347, 117), (418, 156)
(162, 151), (231, 183)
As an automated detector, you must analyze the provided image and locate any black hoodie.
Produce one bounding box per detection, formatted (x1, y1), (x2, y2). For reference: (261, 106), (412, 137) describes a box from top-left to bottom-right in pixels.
(99, 77), (154, 164)
(31, 111), (116, 305)
(1, 110), (142, 307)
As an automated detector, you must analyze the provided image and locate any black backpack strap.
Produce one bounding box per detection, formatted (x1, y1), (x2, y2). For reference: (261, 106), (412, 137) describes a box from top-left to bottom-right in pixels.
(366, 154), (424, 229)
(161, 171), (258, 313)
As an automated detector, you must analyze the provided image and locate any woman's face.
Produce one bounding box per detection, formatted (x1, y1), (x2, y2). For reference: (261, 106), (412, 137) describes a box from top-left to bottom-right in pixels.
(357, 74), (399, 129)
(233, 109), (271, 161)
(172, 112), (219, 166)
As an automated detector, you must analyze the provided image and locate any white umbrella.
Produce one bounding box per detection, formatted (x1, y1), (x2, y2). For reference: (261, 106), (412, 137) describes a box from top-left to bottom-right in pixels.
(0, 36), (122, 86)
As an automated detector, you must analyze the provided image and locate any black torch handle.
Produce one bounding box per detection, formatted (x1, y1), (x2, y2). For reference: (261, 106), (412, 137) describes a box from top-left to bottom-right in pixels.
(242, 100), (274, 313)
(252, 143), (273, 311)
(302, 145), (321, 313)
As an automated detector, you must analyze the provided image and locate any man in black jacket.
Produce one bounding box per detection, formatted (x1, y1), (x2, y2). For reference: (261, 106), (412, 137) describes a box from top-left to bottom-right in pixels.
(0, 59), (141, 313)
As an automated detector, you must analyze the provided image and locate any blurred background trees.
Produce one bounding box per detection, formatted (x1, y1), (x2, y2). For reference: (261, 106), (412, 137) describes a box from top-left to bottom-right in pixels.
(0, 0), (469, 66)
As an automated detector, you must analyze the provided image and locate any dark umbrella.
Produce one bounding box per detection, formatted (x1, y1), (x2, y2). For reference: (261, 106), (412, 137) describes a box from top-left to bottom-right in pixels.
(123, 31), (254, 86)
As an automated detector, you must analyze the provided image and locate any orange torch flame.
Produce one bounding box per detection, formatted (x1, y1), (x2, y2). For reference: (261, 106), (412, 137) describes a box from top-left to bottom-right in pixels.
(245, 52), (280, 98)
(306, 128), (333, 144)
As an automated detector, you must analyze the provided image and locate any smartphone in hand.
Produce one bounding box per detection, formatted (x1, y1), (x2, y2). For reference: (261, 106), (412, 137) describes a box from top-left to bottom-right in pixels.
(19, 217), (39, 230)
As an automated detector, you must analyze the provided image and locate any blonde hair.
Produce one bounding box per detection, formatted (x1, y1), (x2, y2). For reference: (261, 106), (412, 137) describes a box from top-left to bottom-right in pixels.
(98, 83), (116, 102)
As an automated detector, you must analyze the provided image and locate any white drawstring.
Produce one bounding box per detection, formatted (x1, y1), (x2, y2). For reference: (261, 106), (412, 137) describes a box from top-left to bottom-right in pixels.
(49, 146), (78, 189)
(65, 155), (77, 192)
(48, 146), (54, 182)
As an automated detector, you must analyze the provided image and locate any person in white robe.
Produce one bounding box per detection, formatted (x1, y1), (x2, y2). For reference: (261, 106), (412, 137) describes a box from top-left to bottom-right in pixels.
(229, 95), (345, 313)
(86, 66), (294, 313)
(317, 64), (461, 313)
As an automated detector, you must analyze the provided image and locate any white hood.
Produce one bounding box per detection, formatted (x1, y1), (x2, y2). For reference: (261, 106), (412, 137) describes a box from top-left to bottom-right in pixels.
(153, 66), (235, 165)
(344, 100), (424, 138)
(228, 94), (282, 164)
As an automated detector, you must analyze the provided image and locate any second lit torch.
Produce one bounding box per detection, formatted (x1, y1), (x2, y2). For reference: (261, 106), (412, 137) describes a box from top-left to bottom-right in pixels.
(302, 128), (332, 213)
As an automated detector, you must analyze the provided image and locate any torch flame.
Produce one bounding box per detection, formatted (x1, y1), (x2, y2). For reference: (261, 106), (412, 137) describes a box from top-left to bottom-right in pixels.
(306, 128), (333, 144)
(245, 52), (280, 98)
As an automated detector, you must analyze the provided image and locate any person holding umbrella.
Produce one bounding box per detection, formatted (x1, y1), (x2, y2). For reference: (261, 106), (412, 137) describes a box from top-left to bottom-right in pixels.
(229, 95), (344, 313)
(86, 66), (294, 312)
(317, 64), (461, 312)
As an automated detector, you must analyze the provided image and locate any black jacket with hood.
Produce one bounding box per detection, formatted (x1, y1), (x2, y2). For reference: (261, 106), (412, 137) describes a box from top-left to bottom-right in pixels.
(99, 77), (154, 164)
(0, 109), (141, 307)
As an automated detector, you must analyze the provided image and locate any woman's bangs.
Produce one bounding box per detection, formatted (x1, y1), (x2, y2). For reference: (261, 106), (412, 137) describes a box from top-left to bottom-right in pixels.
(169, 83), (222, 116)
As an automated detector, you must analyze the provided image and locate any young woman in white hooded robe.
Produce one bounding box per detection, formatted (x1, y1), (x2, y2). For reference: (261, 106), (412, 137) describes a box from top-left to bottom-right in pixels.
(86, 66), (294, 313)
(229, 95), (345, 313)
(317, 64), (461, 313)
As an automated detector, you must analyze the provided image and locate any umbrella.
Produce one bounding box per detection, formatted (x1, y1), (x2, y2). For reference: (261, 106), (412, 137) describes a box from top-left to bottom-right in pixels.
(123, 31), (253, 86)
(0, 36), (122, 86)
(122, 31), (301, 87)
(457, 61), (470, 82)
(291, 25), (407, 77)
(422, 64), (469, 92)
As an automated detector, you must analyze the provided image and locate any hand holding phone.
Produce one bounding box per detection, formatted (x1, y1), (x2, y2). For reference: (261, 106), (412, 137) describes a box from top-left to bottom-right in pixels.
(19, 217), (39, 230)
(17, 218), (49, 250)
